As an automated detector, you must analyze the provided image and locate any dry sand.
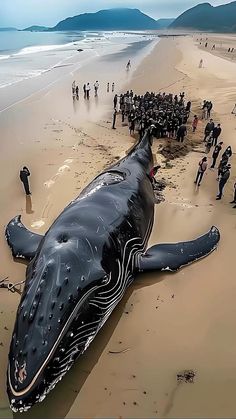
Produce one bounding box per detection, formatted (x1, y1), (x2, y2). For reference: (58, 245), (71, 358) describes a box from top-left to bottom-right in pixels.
(0, 35), (236, 418)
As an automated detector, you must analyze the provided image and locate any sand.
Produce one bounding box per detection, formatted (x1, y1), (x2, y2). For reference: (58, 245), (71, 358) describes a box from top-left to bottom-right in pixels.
(0, 34), (236, 418)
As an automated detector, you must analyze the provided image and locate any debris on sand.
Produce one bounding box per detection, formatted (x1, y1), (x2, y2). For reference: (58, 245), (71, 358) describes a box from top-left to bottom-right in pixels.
(159, 141), (192, 160)
(177, 370), (196, 384)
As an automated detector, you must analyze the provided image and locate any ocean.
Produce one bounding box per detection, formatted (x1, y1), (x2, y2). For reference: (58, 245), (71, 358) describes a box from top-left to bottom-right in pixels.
(0, 30), (158, 112)
(0, 31), (158, 89)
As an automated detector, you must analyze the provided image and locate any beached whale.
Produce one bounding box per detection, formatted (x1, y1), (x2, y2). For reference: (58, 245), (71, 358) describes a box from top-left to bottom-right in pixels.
(5, 130), (220, 412)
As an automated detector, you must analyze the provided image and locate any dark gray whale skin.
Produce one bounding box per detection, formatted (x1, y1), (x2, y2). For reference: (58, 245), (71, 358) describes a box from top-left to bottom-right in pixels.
(5, 130), (220, 412)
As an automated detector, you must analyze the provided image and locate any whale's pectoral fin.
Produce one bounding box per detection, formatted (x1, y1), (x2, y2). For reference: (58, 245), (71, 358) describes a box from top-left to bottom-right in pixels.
(5, 215), (43, 261)
(138, 226), (220, 272)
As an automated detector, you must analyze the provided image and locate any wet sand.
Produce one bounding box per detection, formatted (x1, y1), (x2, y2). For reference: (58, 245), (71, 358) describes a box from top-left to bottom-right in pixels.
(1, 34), (236, 418)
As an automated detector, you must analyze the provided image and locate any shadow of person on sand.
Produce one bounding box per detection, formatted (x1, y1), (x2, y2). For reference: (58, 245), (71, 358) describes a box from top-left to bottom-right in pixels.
(25, 195), (34, 215)
(16, 272), (163, 419)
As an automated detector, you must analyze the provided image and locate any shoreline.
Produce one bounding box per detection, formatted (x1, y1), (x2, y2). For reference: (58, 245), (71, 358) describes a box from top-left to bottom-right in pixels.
(1, 33), (236, 418)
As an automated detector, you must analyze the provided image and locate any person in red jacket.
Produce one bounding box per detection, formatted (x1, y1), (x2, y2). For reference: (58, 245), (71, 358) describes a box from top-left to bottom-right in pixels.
(149, 165), (161, 187)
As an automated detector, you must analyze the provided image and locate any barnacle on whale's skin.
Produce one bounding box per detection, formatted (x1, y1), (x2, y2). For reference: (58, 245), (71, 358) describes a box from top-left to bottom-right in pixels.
(5, 130), (220, 412)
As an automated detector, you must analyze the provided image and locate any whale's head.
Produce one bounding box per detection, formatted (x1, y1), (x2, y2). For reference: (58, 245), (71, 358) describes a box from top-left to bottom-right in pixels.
(7, 231), (112, 412)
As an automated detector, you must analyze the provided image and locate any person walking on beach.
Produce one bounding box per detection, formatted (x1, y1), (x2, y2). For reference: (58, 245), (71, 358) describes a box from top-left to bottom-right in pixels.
(126, 60), (131, 71)
(211, 142), (223, 169)
(176, 123), (187, 142)
(204, 119), (214, 141)
(112, 109), (117, 130)
(113, 94), (118, 110)
(199, 59), (203, 68)
(75, 85), (79, 99)
(192, 115), (199, 132)
(20, 166), (31, 195)
(212, 123), (222, 146)
(194, 157), (208, 186)
(83, 83), (86, 99)
(94, 81), (99, 97)
(112, 82), (115, 93)
(107, 82), (110, 93)
(216, 164), (231, 200)
(85, 83), (91, 99)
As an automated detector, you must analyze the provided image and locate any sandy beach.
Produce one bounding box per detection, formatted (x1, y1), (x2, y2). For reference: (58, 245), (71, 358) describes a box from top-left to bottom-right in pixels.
(1, 32), (236, 418)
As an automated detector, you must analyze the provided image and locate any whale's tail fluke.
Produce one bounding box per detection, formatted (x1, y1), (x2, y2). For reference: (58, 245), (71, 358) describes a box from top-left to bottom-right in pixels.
(138, 226), (220, 272)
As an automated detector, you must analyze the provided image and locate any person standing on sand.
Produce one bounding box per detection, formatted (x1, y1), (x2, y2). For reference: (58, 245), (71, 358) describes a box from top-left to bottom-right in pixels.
(112, 82), (115, 93)
(113, 94), (118, 110)
(176, 123), (187, 142)
(199, 59), (203, 68)
(217, 156), (228, 180)
(207, 101), (213, 118)
(75, 85), (79, 99)
(107, 82), (110, 93)
(222, 145), (232, 162)
(192, 115), (199, 132)
(112, 109), (117, 130)
(94, 81), (99, 97)
(85, 83), (91, 99)
(211, 142), (223, 169)
(204, 119), (214, 141)
(83, 84), (86, 99)
(230, 182), (236, 208)
(194, 157), (208, 186)
(20, 166), (31, 195)
(212, 123), (222, 146)
(216, 164), (231, 200)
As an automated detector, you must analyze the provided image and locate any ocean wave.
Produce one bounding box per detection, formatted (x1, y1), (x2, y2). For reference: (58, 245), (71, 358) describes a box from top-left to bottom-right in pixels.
(14, 41), (77, 56)
(0, 55), (10, 60)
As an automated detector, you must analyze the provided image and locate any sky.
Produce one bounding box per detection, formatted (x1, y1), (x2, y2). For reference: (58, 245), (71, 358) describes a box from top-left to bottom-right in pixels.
(0, 0), (232, 28)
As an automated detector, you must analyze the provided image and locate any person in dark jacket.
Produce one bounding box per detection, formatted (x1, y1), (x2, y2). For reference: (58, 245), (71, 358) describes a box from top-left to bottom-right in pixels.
(113, 94), (118, 110)
(212, 123), (222, 146)
(216, 164), (231, 200)
(207, 101), (213, 118)
(20, 166), (31, 195)
(204, 119), (214, 141)
(211, 142), (223, 168)
(217, 156), (228, 180)
(176, 124), (187, 142)
(222, 146), (232, 161)
(112, 109), (117, 129)
(194, 157), (208, 186)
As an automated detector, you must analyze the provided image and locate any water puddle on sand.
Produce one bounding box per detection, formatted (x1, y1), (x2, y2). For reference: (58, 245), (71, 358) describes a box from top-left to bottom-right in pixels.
(31, 220), (45, 229)
(44, 160), (73, 188)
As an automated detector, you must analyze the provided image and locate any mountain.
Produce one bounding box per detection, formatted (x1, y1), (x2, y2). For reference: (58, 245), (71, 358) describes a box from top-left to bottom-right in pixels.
(23, 25), (48, 32)
(51, 8), (159, 31)
(170, 1), (236, 32)
(0, 27), (17, 31)
(156, 18), (175, 29)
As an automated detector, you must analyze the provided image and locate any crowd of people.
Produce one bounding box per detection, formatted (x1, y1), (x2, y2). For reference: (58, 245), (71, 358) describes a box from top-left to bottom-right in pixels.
(113, 90), (191, 141)
(195, 115), (234, 204)
(112, 89), (235, 206)
(71, 80), (116, 100)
